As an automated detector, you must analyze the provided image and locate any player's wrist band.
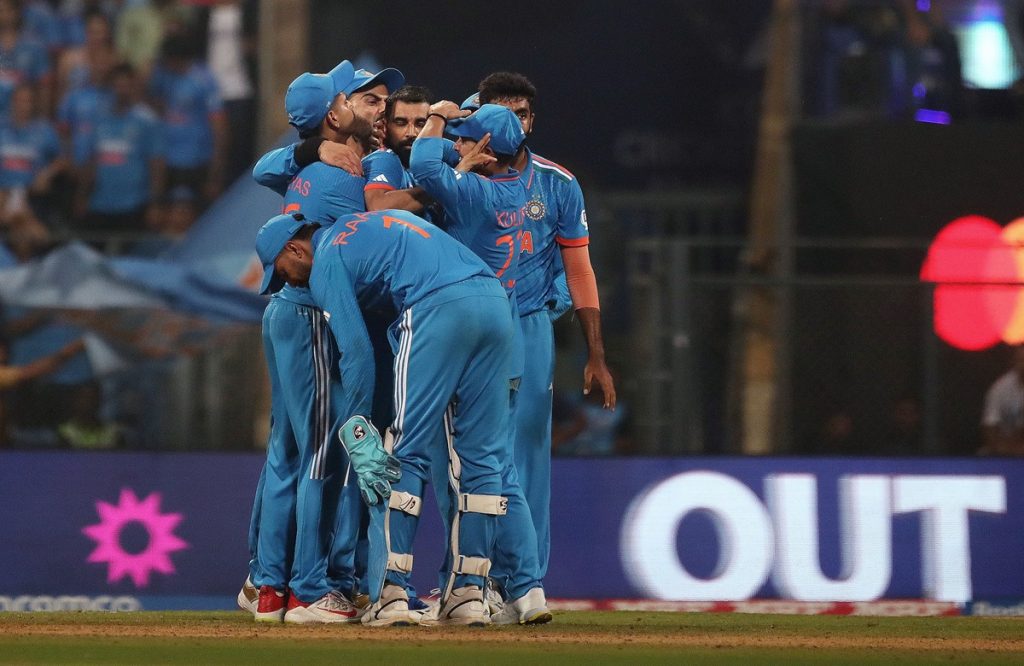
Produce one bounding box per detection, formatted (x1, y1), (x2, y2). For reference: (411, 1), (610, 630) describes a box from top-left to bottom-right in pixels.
(428, 113), (448, 124)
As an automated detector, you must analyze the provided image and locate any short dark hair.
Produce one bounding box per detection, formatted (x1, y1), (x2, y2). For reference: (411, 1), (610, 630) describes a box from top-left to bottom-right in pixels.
(385, 85), (432, 121)
(293, 222), (321, 242)
(478, 72), (537, 111)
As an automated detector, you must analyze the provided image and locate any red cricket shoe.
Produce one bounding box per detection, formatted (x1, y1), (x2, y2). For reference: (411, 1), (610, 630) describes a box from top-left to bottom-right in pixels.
(254, 586), (287, 622)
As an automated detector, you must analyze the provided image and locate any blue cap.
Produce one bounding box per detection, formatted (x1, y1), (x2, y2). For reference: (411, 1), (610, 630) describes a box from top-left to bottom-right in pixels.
(345, 65), (405, 96)
(285, 60), (355, 133)
(255, 213), (308, 294)
(460, 92), (480, 111)
(447, 104), (526, 156)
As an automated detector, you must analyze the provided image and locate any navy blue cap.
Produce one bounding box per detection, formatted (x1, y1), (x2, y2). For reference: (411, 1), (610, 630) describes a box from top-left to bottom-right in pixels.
(346, 65), (405, 96)
(460, 92), (481, 111)
(447, 104), (526, 156)
(256, 213), (308, 294)
(285, 60), (355, 133)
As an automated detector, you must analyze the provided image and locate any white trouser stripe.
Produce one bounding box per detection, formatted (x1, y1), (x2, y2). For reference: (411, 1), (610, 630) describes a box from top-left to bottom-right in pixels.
(391, 309), (413, 452)
(309, 309), (330, 480)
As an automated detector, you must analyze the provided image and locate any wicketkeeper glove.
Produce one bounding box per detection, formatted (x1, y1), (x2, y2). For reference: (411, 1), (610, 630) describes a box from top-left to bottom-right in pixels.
(338, 415), (402, 505)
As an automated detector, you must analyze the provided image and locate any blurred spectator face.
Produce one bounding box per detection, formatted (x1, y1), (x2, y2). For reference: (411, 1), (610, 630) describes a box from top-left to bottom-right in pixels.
(84, 13), (112, 48)
(385, 100), (429, 162)
(489, 97), (535, 135)
(111, 70), (136, 107)
(11, 85), (34, 124)
(0, 0), (20, 31)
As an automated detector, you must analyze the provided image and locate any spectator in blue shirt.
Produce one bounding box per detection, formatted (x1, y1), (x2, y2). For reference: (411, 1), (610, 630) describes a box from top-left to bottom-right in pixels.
(0, 0), (53, 120)
(147, 32), (226, 230)
(0, 84), (65, 229)
(56, 55), (112, 159)
(56, 9), (117, 101)
(22, 0), (62, 53)
(74, 62), (165, 233)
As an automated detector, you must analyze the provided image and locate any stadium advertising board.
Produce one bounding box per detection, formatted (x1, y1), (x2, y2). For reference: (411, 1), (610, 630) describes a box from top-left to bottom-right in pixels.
(0, 454), (1020, 610)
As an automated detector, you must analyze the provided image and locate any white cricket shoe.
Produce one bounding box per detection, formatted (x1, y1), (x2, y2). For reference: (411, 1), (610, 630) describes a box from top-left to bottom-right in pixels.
(491, 587), (552, 625)
(284, 589), (359, 624)
(237, 575), (258, 615)
(419, 585), (490, 627)
(485, 577), (505, 616)
(360, 583), (419, 627)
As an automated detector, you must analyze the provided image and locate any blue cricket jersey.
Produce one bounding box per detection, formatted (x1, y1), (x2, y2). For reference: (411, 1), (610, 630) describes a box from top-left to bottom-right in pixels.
(58, 84), (112, 158)
(24, 1), (64, 50)
(148, 63), (223, 168)
(514, 150), (590, 316)
(0, 120), (60, 188)
(0, 36), (51, 121)
(77, 104), (164, 213)
(409, 136), (527, 295)
(363, 148), (415, 191)
(307, 209), (496, 414)
(281, 161), (366, 224)
(254, 139), (461, 199)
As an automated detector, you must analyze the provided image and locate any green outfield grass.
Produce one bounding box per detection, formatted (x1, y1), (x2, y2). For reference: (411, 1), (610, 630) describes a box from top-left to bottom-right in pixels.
(1, 610), (1022, 664)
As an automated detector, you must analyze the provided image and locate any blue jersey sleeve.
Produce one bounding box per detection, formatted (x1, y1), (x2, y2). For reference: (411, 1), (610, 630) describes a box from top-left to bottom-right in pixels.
(322, 167), (367, 218)
(409, 136), (485, 220)
(362, 150), (405, 193)
(556, 177), (589, 246)
(441, 138), (459, 167)
(253, 144), (300, 196)
(310, 255), (375, 418)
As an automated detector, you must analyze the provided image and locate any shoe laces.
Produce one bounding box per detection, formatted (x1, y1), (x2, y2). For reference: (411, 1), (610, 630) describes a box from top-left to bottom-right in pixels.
(324, 590), (354, 611)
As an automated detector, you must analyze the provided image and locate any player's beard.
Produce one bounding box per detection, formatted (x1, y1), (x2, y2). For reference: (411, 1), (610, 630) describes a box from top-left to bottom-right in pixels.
(394, 140), (413, 166)
(350, 114), (375, 147)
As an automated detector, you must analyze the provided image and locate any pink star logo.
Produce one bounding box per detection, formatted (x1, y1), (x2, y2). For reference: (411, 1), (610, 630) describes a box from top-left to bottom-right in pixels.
(82, 488), (189, 588)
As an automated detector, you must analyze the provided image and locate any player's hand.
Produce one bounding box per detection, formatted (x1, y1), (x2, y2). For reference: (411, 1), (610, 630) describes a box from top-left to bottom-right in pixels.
(583, 356), (617, 410)
(455, 133), (497, 173)
(319, 141), (364, 176)
(339, 415), (402, 505)
(371, 118), (386, 150)
(429, 100), (470, 121)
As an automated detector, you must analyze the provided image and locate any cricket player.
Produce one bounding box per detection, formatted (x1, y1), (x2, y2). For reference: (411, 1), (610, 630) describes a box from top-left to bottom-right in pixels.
(256, 209), (517, 627)
(409, 102), (551, 625)
(244, 61), (370, 625)
(476, 72), (616, 594)
(362, 84), (433, 215)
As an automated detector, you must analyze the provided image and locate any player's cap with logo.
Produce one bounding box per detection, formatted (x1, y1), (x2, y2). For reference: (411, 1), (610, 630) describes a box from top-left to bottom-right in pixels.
(256, 213), (308, 295)
(344, 64), (405, 96)
(460, 92), (481, 111)
(285, 60), (355, 133)
(447, 104), (526, 156)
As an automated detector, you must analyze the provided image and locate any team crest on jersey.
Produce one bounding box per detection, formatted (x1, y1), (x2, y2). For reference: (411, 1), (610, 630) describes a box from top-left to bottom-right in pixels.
(526, 198), (546, 221)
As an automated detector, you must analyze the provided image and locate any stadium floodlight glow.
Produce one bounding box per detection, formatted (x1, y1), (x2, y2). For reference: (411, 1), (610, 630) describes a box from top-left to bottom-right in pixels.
(919, 215), (1024, 350)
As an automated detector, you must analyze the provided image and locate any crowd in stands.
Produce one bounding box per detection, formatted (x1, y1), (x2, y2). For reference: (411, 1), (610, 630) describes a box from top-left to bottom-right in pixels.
(0, 0), (257, 450)
(0, 0), (257, 261)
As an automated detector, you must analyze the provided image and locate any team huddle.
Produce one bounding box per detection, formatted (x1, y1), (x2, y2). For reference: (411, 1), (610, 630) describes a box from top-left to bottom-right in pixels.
(236, 59), (616, 627)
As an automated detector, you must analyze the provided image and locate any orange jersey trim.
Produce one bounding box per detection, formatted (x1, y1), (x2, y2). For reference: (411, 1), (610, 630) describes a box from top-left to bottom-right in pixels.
(364, 183), (396, 192)
(556, 235), (589, 248)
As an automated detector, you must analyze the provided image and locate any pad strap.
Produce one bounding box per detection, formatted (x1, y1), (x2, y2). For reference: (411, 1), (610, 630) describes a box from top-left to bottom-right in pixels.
(453, 555), (491, 577)
(387, 552), (413, 574)
(458, 493), (508, 515)
(388, 491), (422, 516)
